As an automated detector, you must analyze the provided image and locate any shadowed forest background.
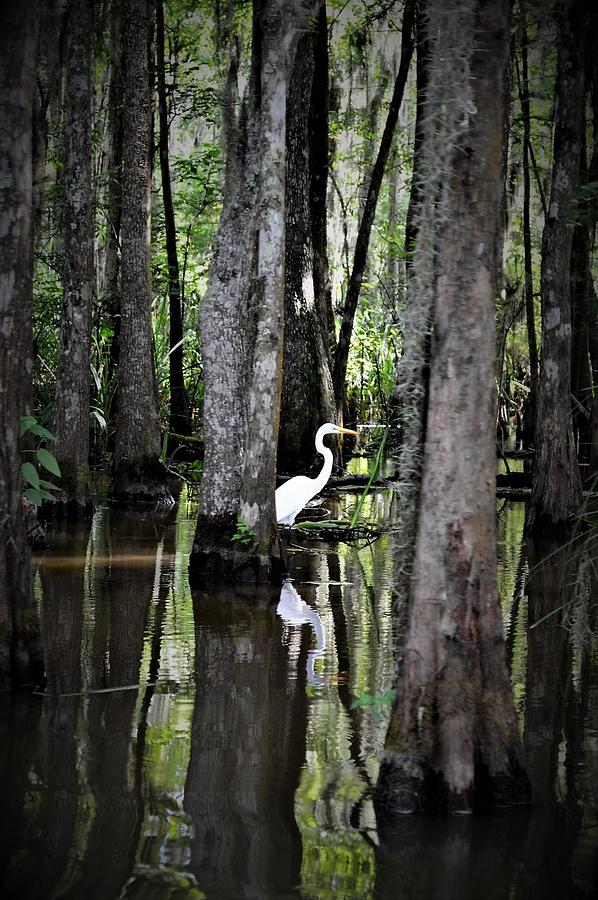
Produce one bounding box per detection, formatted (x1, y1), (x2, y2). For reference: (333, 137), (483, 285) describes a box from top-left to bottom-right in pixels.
(1, 0), (598, 896)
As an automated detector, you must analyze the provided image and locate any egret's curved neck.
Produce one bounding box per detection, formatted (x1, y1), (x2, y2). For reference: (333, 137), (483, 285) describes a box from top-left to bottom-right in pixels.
(313, 430), (333, 493)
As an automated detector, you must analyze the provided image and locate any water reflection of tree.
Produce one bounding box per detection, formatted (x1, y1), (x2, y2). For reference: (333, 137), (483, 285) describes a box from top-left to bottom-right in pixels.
(63, 510), (165, 900)
(513, 534), (598, 900)
(293, 541), (395, 899)
(184, 586), (306, 898)
(0, 510), (173, 900)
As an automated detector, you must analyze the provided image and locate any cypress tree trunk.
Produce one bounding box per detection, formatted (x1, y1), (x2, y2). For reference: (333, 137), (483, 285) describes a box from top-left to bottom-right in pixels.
(103, 0), (124, 404)
(52, 0), (94, 514)
(279, 9), (336, 474)
(156, 0), (191, 437)
(0, 0), (44, 688)
(191, 0), (305, 583)
(586, 31), (598, 474)
(112, 0), (172, 505)
(527, 0), (585, 531)
(375, 0), (528, 816)
(191, 11), (261, 577)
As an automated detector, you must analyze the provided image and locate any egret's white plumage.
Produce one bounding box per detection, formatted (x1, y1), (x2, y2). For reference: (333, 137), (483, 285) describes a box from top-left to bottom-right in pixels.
(275, 423), (357, 526)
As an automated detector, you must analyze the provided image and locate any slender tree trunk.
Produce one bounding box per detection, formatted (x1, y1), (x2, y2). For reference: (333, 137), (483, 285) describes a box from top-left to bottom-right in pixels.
(156, 0), (191, 437)
(518, 0), (539, 450)
(376, 0), (528, 816)
(332, 0), (415, 417)
(404, 3), (428, 264)
(570, 110), (592, 463)
(52, 0), (94, 513)
(0, 0), (44, 688)
(112, 0), (172, 504)
(309, 1), (335, 358)
(279, 6), (336, 474)
(527, 0), (585, 531)
(32, 0), (63, 247)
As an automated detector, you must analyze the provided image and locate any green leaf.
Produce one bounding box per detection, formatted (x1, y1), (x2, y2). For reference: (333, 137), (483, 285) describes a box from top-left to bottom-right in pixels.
(24, 488), (42, 507)
(39, 488), (58, 502)
(29, 422), (56, 441)
(36, 448), (61, 477)
(91, 408), (107, 429)
(21, 462), (40, 490)
(39, 478), (59, 493)
(19, 415), (37, 437)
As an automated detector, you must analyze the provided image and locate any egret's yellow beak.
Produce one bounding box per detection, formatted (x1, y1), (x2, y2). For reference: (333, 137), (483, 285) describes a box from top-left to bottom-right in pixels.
(337, 426), (358, 436)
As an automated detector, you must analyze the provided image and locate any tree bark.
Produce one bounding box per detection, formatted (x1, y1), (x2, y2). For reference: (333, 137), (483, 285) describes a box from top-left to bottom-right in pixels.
(332, 0), (416, 417)
(279, 6), (336, 474)
(586, 21), (598, 474)
(527, 0), (584, 531)
(309, 1), (335, 358)
(156, 0), (191, 437)
(570, 105), (592, 462)
(103, 0), (124, 409)
(518, 0), (539, 450)
(375, 0), (529, 816)
(191, 11), (261, 577)
(52, 0), (94, 514)
(112, 0), (172, 504)
(32, 0), (64, 247)
(0, 0), (44, 688)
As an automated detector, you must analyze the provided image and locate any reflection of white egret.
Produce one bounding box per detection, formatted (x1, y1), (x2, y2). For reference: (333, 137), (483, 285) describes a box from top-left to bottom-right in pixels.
(276, 579), (326, 686)
(275, 423), (357, 525)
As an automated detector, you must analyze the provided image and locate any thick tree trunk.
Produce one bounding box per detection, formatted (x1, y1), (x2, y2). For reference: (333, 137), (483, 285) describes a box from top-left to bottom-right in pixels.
(103, 0), (124, 409)
(279, 10), (336, 474)
(332, 0), (415, 417)
(527, 0), (584, 531)
(112, 0), (172, 504)
(238, 0), (294, 582)
(191, 17), (261, 578)
(586, 34), (598, 474)
(156, 0), (191, 437)
(376, 0), (529, 816)
(0, 0), (44, 688)
(52, 0), (94, 514)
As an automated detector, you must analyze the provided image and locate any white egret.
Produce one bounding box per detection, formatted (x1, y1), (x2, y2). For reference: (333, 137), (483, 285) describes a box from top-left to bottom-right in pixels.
(275, 423), (357, 526)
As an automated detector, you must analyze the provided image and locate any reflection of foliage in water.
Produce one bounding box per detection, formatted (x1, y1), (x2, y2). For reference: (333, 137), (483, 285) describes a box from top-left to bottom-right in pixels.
(293, 535), (394, 898)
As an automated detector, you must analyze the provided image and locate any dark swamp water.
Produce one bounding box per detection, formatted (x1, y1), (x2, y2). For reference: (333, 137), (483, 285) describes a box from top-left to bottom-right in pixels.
(1, 482), (598, 900)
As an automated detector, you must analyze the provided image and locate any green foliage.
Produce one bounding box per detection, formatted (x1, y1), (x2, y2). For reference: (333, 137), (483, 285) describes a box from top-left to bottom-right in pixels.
(231, 517), (256, 546)
(350, 430), (387, 526)
(20, 416), (62, 506)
